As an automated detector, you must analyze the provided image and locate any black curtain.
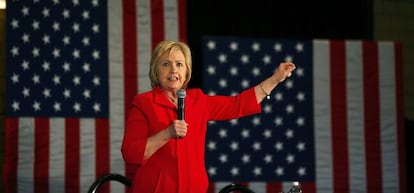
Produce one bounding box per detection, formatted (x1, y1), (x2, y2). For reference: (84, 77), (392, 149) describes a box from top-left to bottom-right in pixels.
(187, 0), (373, 88)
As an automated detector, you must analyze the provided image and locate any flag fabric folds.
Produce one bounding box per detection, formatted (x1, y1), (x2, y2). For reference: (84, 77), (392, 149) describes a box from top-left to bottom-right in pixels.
(201, 36), (406, 193)
(4, 0), (186, 193)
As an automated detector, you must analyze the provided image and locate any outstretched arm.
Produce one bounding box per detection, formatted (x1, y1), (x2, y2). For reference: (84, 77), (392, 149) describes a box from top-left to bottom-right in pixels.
(254, 62), (296, 103)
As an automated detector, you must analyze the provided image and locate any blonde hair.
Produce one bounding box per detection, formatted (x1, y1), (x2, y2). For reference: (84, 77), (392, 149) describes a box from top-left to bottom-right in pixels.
(149, 40), (192, 89)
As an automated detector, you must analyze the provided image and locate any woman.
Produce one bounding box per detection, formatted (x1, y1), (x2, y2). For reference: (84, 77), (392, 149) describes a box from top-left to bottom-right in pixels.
(121, 40), (296, 193)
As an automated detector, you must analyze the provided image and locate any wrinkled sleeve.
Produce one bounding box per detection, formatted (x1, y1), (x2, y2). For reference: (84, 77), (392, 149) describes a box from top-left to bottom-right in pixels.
(121, 98), (149, 166)
(207, 87), (261, 120)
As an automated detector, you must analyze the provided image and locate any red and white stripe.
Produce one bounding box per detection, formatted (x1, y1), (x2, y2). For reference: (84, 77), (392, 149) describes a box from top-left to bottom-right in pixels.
(312, 40), (405, 193)
(4, 1), (186, 193)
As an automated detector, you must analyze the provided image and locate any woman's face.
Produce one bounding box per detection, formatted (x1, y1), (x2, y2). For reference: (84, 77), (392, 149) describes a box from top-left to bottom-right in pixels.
(156, 49), (187, 92)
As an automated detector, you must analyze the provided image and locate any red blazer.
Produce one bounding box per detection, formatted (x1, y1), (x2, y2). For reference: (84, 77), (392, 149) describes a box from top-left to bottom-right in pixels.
(121, 86), (261, 193)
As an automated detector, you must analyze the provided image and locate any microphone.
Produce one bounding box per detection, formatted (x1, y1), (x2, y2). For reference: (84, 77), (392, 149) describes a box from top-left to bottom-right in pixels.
(177, 89), (186, 120)
(176, 89), (186, 139)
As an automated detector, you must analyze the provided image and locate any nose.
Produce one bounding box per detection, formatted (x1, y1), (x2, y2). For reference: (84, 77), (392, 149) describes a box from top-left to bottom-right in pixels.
(170, 63), (178, 72)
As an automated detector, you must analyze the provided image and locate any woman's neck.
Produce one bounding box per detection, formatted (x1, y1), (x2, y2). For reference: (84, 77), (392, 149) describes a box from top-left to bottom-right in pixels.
(163, 89), (177, 105)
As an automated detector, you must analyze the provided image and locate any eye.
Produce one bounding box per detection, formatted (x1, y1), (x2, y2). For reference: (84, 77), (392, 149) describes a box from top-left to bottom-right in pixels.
(177, 62), (184, 67)
(161, 62), (169, 67)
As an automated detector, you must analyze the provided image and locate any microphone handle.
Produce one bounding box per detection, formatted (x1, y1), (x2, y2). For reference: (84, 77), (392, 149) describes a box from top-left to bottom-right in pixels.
(177, 98), (184, 139)
(178, 108), (184, 120)
(177, 99), (184, 120)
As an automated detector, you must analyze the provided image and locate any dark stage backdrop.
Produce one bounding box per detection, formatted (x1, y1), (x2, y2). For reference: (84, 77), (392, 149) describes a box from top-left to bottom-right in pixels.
(186, 0), (373, 88)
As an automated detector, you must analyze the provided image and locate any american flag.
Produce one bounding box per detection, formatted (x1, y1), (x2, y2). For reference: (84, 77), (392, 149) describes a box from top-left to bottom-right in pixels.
(201, 36), (406, 193)
(4, 0), (186, 193)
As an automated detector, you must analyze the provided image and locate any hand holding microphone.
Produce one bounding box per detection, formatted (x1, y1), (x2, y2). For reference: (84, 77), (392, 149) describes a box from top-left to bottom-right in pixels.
(175, 89), (186, 138)
(169, 120), (187, 139)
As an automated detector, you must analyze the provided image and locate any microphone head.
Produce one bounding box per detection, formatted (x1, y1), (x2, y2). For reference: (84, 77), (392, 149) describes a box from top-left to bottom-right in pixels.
(177, 89), (186, 99)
